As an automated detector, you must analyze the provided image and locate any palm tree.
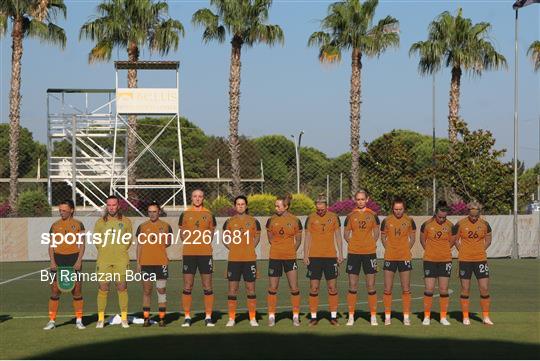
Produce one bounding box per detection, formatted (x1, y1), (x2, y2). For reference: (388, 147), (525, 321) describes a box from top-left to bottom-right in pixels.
(527, 40), (540, 72)
(80, 0), (184, 199)
(0, 0), (67, 212)
(192, 0), (284, 196)
(308, 0), (399, 196)
(410, 8), (507, 144)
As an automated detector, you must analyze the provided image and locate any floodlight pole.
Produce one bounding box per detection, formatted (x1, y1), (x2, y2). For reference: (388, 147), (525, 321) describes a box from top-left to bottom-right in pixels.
(512, 8), (519, 259)
(291, 130), (304, 194)
(432, 73), (437, 213)
(176, 67), (187, 208)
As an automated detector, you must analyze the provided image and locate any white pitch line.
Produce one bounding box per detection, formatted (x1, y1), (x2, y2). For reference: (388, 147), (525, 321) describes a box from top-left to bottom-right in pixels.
(7, 289), (453, 320)
(0, 270), (43, 285)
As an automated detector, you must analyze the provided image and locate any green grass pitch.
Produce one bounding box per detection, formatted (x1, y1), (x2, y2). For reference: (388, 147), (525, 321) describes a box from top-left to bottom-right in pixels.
(1, 259), (539, 359)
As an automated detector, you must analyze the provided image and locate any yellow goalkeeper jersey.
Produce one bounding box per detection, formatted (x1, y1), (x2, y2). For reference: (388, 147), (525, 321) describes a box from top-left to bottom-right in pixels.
(93, 214), (133, 264)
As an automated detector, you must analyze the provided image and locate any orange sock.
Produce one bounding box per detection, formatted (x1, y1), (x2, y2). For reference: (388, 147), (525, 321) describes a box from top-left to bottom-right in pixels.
(347, 291), (357, 317)
(72, 297), (83, 319)
(423, 292), (433, 319)
(267, 290), (277, 317)
(48, 296), (59, 321)
(291, 291), (300, 317)
(440, 294), (449, 319)
(143, 307), (150, 319)
(309, 293), (319, 316)
(158, 307), (166, 320)
(182, 290), (192, 318)
(383, 293), (392, 316)
(203, 290), (214, 319)
(227, 296), (237, 320)
(480, 295), (491, 318)
(329, 292), (339, 313)
(460, 294), (470, 319)
(402, 292), (411, 317)
(368, 291), (377, 316)
(247, 295), (257, 320)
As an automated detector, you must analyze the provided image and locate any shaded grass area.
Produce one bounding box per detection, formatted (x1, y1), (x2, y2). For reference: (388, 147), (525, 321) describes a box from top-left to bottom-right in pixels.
(0, 259), (538, 359)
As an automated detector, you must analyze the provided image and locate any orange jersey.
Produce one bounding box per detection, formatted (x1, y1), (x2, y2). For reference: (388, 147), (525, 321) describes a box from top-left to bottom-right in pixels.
(421, 217), (454, 262)
(453, 217), (492, 261)
(381, 214), (416, 261)
(344, 208), (380, 255)
(49, 218), (85, 255)
(223, 214), (261, 261)
(178, 207), (217, 256)
(136, 219), (173, 265)
(266, 213), (302, 260)
(305, 211), (341, 258)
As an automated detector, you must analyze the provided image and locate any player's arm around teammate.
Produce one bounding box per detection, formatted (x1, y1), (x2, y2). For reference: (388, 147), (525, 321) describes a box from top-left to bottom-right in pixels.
(452, 202), (494, 326)
(94, 195), (133, 329)
(44, 200), (86, 330)
(178, 189), (217, 327)
(419, 201), (453, 326)
(137, 201), (172, 327)
(380, 198), (416, 326)
(343, 190), (380, 326)
(266, 194), (303, 327)
(223, 196), (261, 327)
(304, 194), (342, 326)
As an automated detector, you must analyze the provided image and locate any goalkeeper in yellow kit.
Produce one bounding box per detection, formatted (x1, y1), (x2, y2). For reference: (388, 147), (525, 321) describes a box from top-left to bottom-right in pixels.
(94, 196), (133, 328)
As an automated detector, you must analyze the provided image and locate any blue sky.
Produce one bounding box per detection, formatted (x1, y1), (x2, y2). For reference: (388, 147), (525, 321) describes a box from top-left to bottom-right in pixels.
(1, 0), (539, 166)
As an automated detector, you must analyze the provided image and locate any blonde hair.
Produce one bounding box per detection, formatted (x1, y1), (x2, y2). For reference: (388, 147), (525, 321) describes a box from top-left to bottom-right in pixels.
(316, 193), (327, 204)
(354, 190), (369, 198)
(276, 193), (293, 209)
(467, 201), (482, 210)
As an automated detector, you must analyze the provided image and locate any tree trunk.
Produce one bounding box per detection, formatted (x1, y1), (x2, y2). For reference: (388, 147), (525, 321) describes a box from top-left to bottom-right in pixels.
(349, 48), (362, 196)
(8, 17), (24, 213)
(126, 43), (139, 201)
(448, 66), (462, 144)
(228, 37), (242, 196)
(34, 0), (49, 21)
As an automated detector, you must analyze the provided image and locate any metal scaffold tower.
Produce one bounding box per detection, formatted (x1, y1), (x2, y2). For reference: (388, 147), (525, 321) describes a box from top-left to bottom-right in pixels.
(47, 88), (124, 212)
(46, 60), (187, 214)
(110, 61), (187, 215)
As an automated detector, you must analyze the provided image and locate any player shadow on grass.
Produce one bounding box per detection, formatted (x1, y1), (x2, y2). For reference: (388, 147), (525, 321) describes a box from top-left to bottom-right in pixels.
(31, 332), (540, 359)
(0, 315), (12, 323)
(410, 311), (482, 323)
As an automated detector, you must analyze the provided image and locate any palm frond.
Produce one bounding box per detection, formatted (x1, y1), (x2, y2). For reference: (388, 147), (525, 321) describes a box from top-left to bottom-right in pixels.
(527, 40), (540, 72)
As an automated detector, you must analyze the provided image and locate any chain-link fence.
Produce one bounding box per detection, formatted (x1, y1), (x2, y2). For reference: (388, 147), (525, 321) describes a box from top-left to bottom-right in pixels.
(2, 115), (538, 217)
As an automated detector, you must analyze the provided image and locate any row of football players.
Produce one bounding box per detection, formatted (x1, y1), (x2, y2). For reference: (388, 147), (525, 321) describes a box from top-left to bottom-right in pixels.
(43, 190), (493, 329)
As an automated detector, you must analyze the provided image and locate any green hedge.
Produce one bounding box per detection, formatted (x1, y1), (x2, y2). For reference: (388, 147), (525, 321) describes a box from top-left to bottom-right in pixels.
(247, 194), (277, 216)
(290, 193), (316, 215)
(17, 190), (51, 217)
(245, 193), (315, 216)
(209, 196), (233, 216)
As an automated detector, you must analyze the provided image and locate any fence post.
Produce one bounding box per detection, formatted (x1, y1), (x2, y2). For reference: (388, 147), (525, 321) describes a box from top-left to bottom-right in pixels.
(326, 175), (330, 204)
(217, 158), (220, 197)
(339, 172), (343, 201)
(173, 159), (176, 208)
(260, 160), (264, 193)
(71, 115), (77, 206)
